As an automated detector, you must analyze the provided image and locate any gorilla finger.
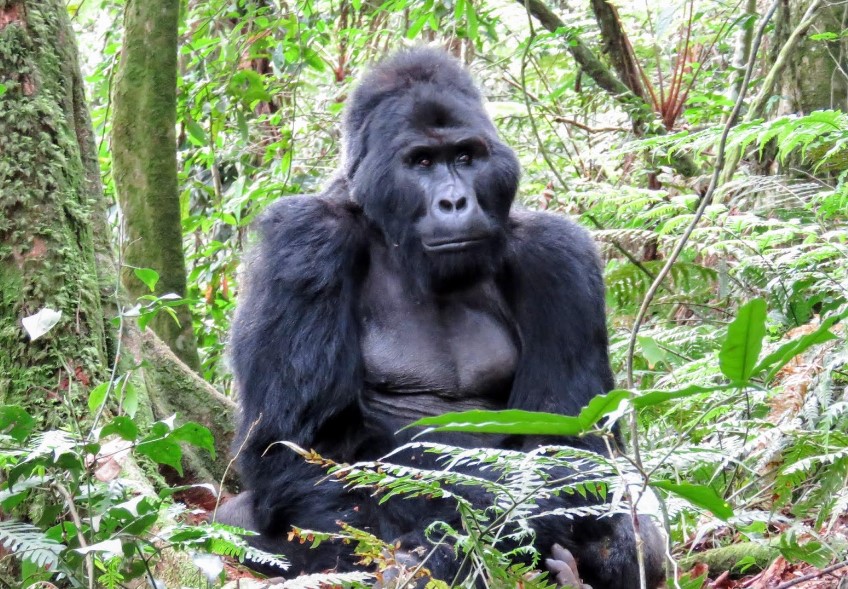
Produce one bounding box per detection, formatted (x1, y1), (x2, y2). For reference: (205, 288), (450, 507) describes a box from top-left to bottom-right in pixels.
(545, 558), (580, 588)
(550, 543), (579, 577)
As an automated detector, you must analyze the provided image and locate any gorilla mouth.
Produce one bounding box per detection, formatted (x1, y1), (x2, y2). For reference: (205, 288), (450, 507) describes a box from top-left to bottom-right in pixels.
(423, 237), (488, 252)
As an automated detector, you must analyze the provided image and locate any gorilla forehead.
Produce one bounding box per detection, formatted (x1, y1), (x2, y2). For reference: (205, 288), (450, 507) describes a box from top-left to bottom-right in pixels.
(367, 87), (497, 150)
(343, 48), (498, 165)
(344, 48), (481, 132)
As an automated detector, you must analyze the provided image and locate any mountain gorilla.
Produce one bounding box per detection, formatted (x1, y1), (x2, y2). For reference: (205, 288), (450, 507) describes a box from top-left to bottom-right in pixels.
(219, 48), (665, 588)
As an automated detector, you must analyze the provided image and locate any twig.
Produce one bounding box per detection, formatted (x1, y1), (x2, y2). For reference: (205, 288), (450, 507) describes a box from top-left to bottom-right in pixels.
(773, 560), (848, 589)
(54, 482), (95, 589)
(551, 116), (629, 133)
(212, 415), (262, 522)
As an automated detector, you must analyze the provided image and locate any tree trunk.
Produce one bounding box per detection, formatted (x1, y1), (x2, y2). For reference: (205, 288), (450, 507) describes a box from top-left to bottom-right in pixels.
(518, 0), (700, 178)
(726, 0), (756, 106)
(719, 0), (833, 185)
(0, 0), (110, 418)
(774, 0), (848, 115)
(0, 0), (234, 478)
(590, 0), (647, 102)
(112, 0), (201, 371)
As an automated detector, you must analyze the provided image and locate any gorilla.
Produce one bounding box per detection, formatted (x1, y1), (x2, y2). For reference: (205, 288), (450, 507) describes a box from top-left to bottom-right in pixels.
(219, 48), (665, 589)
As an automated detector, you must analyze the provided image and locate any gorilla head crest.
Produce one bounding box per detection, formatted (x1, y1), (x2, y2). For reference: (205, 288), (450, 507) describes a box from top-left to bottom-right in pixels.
(342, 48), (520, 292)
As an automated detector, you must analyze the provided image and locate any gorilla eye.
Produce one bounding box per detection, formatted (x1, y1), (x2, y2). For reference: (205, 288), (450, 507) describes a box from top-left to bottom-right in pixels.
(456, 152), (472, 165)
(416, 156), (433, 168)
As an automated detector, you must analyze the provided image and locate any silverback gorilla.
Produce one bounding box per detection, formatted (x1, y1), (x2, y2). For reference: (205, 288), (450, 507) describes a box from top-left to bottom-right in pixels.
(219, 48), (665, 588)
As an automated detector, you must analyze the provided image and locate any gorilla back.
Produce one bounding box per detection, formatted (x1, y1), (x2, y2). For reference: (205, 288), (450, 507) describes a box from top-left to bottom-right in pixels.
(221, 48), (665, 589)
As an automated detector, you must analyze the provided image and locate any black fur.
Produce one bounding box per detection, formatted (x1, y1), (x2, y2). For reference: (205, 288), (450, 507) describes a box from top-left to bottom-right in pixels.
(222, 48), (664, 588)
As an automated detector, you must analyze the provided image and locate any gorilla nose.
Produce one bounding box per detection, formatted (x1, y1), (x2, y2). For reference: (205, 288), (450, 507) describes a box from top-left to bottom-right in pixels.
(437, 196), (468, 213)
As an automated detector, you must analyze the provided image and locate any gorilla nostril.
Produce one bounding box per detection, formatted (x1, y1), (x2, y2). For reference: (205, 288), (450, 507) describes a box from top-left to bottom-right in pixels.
(455, 196), (467, 211)
(438, 199), (453, 213)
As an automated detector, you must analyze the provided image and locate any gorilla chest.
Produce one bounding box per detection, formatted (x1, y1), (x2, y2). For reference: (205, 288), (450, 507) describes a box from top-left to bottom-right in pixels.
(358, 272), (518, 420)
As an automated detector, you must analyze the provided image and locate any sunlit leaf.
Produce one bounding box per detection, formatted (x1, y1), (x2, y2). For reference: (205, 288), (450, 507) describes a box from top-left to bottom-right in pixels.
(134, 268), (159, 292)
(719, 298), (766, 382)
(87, 382), (109, 412)
(651, 481), (733, 520)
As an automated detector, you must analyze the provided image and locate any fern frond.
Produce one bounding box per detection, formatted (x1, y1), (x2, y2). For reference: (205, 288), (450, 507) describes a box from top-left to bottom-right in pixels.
(279, 571), (373, 588)
(0, 520), (65, 570)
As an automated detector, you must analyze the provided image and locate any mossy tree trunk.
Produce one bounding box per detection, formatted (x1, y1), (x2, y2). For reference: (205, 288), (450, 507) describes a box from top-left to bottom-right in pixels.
(0, 0), (234, 478)
(0, 0), (111, 420)
(774, 0), (848, 115)
(112, 0), (201, 371)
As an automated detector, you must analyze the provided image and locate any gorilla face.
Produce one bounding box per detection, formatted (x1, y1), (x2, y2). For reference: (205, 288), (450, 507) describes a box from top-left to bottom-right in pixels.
(344, 52), (520, 292)
(401, 131), (506, 289)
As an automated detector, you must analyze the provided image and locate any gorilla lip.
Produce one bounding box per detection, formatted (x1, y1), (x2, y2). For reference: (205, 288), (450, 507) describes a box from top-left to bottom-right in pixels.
(423, 237), (487, 252)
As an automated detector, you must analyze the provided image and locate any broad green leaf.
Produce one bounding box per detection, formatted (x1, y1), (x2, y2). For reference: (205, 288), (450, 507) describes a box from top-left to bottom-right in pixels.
(753, 312), (844, 381)
(137, 437), (183, 474)
(809, 31), (839, 41)
(122, 380), (139, 418)
(134, 267), (159, 292)
(454, 0), (465, 21)
(576, 390), (629, 428)
(677, 570), (709, 589)
(0, 406), (35, 443)
(651, 481), (733, 520)
(99, 416), (138, 441)
(409, 390), (628, 436)
(633, 384), (733, 409)
(410, 409), (583, 436)
(465, 1), (478, 40)
(172, 422), (216, 458)
(637, 335), (667, 368)
(406, 11), (429, 38)
(303, 47), (325, 71)
(719, 298), (767, 382)
(186, 119), (207, 145)
(87, 382), (109, 412)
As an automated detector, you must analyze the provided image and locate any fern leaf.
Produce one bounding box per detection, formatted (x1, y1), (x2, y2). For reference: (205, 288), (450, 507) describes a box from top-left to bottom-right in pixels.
(0, 520), (65, 570)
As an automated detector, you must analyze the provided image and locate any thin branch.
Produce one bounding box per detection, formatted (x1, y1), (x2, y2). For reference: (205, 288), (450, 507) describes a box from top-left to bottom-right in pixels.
(212, 415), (262, 522)
(54, 482), (94, 589)
(773, 560), (848, 589)
(551, 116), (629, 133)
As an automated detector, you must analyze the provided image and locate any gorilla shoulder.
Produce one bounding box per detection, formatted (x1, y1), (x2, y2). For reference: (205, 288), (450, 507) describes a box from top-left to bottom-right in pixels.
(250, 188), (368, 284)
(508, 208), (605, 287)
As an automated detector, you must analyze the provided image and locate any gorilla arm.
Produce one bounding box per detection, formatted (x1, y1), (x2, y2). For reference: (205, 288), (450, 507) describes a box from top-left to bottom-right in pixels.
(505, 210), (615, 421)
(224, 186), (369, 569)
(504, 211), (665, 589)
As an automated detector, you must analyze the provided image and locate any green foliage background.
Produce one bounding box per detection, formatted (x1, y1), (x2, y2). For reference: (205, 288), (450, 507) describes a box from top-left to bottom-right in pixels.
(4, 0), (846, 586)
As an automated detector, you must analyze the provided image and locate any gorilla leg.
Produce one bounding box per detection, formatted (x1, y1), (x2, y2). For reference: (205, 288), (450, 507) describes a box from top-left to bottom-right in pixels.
(548, 515), (665, 589)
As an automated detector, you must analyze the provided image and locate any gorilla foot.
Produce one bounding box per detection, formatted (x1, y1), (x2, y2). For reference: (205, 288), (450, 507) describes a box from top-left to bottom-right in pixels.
(372, 547), (431, 589)
(545, 544), (592, 589)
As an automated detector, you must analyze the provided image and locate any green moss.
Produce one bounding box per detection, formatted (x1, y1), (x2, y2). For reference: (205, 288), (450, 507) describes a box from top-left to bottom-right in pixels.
(0, 0), (108, 422)
(112, 0), (200, 371)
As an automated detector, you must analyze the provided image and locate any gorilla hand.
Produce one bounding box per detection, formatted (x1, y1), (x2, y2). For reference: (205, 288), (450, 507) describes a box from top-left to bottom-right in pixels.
(546, 544), (592, 589)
